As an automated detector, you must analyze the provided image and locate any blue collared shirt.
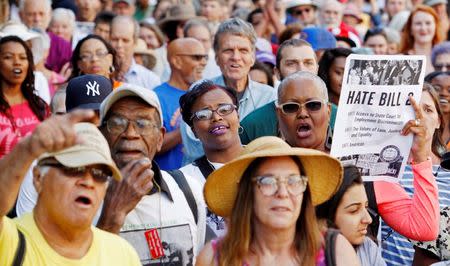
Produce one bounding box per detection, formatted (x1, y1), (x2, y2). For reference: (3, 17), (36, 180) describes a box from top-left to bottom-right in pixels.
(124, 59), (161, 90)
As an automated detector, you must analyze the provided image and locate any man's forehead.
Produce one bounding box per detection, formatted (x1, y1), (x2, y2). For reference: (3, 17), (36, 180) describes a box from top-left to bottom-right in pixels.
(282, 46), (316, 61)
(109, 96), (157, 114)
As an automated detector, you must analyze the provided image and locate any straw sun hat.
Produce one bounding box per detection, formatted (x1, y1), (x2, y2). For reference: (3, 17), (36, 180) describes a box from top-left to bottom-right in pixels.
(204, 136), (343, 217)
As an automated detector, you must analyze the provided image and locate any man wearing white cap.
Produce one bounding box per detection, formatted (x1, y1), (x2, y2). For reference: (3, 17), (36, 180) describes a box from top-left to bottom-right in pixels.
(96, 85), (206, 265)
(285, 0), (319, 26)
(0, 110), (141, 265)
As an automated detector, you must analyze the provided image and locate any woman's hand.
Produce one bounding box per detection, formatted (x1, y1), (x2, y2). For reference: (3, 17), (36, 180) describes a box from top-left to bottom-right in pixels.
(401, 96), (428, 163)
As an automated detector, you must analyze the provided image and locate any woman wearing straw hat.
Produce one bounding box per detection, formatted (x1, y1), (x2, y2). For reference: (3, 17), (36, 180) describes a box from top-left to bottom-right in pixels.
(197, 136), (360, 266)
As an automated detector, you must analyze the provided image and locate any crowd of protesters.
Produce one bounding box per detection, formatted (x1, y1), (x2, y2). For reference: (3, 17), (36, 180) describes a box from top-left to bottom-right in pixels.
(0, 0), (449, 265)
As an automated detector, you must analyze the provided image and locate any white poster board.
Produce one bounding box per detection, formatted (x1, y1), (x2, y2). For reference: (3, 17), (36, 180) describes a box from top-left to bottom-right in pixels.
(330, 54), (426, 182)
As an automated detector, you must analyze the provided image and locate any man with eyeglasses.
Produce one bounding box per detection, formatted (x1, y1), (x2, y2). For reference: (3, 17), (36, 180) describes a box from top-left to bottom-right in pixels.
(285, 0), (319, 26)
(0, 110), (141, 265)
(15, 75), (114, 217)
(96, 85), (206, 265)
(154, 38), (207, 171)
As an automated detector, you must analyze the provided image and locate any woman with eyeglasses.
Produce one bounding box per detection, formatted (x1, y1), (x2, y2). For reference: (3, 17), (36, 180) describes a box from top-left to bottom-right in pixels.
(317, 165), (386, 266)
(69, 34), (121, 88)
(275, 73), (440, 257)
(178, 80), (243, 239)
(380, 84), (449, 265)
(197, 136), (360, 266)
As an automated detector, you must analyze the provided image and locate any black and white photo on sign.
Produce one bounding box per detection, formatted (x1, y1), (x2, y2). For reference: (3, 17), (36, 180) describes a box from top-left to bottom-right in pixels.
(347, 59), (423, 86)
(332, 54), (426, 182)
(339, 145), (404, 177)
(120, 224), (194, 266)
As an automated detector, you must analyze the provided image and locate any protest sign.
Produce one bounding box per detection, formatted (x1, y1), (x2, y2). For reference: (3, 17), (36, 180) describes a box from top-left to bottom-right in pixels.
(330, 54), (426, 182)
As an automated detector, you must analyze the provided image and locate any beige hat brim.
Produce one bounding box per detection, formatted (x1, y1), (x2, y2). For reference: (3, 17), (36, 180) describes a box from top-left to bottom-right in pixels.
(204, 147), (342, 217)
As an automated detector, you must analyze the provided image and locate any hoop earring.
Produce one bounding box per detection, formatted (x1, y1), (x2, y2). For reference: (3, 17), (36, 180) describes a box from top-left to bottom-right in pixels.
(238, 125), (244, 135)
(109, 65), (115, 73)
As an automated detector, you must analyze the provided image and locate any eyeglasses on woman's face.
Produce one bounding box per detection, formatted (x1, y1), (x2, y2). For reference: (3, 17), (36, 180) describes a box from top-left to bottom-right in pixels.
(191, 103), (237, 121)
(79, 50), (110, 62)
(252, 174), (308, 196)
(277, 100), (326, 115)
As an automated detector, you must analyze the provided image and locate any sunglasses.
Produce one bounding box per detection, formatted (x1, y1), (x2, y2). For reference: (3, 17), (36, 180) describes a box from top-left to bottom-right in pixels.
(252, 175), (308, 196)
(39, 160), (112, 183)
(191, 103), (237, 121)
(177, 54), (209, 61)
(292, 7), (312, 16)
(278, 100), (326, 115)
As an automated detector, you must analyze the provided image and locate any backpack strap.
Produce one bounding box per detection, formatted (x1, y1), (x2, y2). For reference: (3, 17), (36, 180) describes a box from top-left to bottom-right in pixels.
(364, 181), (380, 242)
(168, 170), (198, 225)
(325, 228), (339, 266)
(193, 156), (215, 179)
(12, 229), (26, 266)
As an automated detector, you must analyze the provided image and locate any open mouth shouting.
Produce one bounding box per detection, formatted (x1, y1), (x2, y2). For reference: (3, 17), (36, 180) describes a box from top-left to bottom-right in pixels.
(297, 122), (313, 138)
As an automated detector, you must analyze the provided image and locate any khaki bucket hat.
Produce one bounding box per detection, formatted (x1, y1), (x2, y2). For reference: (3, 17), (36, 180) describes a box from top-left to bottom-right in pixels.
(204, 136), (343, 217)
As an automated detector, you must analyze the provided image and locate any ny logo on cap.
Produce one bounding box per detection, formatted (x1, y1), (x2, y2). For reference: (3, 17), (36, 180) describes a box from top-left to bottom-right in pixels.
(86, 81), (100, 96)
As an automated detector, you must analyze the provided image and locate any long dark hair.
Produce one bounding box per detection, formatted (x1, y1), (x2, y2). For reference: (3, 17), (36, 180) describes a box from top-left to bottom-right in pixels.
(0, 36), (48, 126)
(422, 82), (446, 158)
(69, 34), (120, 81)
(318, 48), (352, 97)
(316, 165), (363, 227)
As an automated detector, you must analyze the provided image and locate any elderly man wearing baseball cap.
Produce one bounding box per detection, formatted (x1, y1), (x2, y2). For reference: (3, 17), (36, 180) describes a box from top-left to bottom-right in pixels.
(96, 85), (206, 265)
(0, 110), (141, 265)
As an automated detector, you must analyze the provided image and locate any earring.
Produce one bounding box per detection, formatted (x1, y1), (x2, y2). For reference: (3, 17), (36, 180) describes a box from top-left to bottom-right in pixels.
(109, 65), (115, 73)
(238, 125), (244, 135)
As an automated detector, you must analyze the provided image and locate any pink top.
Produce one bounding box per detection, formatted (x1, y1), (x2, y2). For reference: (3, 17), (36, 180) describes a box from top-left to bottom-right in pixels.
(211, 239), (326, 265)
(0, 102), (41, 158)
(374, 159), (440, 241)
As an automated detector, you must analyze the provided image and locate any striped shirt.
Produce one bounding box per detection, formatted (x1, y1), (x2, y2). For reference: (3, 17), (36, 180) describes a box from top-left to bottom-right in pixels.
(381, 165), (450, 266)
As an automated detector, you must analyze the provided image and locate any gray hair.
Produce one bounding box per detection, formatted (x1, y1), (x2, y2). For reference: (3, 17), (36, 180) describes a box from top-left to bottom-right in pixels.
(183, 18), (212, 38)
(431, 41), (450, 66)
(50, 8), (76, 31)
(20, 0), (51, 12)
(112, 15), (140, 41)
(277, 71), (329, 102)
(213, 17), (257, 53)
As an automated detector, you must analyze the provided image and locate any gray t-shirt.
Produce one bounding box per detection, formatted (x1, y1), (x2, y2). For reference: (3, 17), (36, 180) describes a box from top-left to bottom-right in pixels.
(357, 237), (387, 266)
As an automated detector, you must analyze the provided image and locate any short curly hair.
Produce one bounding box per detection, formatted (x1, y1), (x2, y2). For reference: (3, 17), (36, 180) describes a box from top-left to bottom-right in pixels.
(179, 80), (239, 127)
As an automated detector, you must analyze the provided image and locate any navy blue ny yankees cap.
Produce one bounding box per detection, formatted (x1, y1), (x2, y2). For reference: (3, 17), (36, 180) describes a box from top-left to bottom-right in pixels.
(65, 74), (113, 112)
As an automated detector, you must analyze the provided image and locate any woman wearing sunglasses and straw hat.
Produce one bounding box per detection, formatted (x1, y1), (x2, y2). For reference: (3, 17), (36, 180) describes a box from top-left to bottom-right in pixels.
(196, 136), (360, 266)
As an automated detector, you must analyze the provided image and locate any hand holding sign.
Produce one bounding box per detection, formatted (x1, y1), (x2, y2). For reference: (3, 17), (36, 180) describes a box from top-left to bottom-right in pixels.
(401, 95), (428, 163)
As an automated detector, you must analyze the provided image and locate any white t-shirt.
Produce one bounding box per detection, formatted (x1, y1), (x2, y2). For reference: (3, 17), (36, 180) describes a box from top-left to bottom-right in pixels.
(120, 170), (206, 265)
(179, 160), (226, 238)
